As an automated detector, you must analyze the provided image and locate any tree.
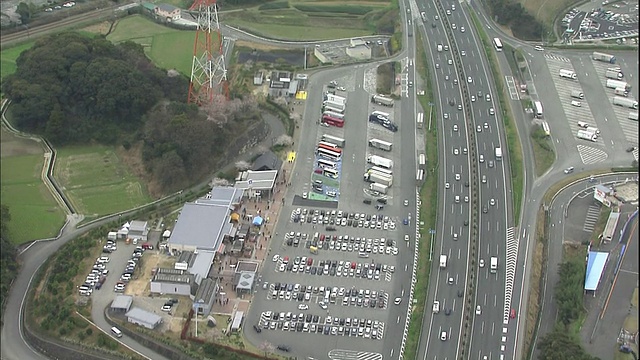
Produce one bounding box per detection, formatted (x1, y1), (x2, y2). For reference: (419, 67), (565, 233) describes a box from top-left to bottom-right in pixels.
(15, 2), (33, 24)
(0, 205), (19, 325)
(538, 327), (600, 360)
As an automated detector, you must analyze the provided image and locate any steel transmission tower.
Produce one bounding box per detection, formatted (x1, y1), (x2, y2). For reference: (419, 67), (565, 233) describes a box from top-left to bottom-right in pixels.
(188, 0), (228, 105)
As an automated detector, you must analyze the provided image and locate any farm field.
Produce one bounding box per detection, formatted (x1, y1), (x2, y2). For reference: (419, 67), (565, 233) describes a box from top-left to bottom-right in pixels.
(53, 146), (151, 217)
(221, 1), (391, 40)
(0, 127), (65, 243)
(107, 15), (197, 76)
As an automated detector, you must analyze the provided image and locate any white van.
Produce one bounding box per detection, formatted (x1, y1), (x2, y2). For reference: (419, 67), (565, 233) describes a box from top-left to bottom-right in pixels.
(111, 327), (123, 338)
(571, 100), (582, 107)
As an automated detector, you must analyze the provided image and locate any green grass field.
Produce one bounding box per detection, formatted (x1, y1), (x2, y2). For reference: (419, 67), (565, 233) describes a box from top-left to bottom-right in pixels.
(107, 15), (199, 76)
(53, 146), (151, 217)
(0, 42), (34, 82)
(0, 129), (65, 243)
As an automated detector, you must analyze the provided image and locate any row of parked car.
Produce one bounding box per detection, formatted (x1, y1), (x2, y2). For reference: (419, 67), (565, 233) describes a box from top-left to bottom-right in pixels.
(78, 255), (111, 296)
(257, 311), (384, 340)
(113, 245), (147, 293)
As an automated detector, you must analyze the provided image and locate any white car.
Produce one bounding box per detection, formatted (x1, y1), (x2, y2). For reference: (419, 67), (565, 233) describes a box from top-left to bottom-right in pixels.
(404, 199), (409, 206)
(484, 122), (489, 129)
(471, 95), (476, 102)
(453, 148), (459, 155)
(448, 59), (453, 65)
(394, 297), (402, 305)
(476, 125), (482, 132)
(490, 198), (496, 206)
(468, 76), (473, 83)
(404, 234), (410, 241)
(445, 182), (450, 189)
(448, 277), (454, 284)
(534, 45), (544, 51)
(479, 259), (485, 268)
(452, 23), (457, 29)
(489, 108), (495, 115)
(464, 196), (469, 203)
(476, 305), (482, 315)
(161, 304), (172, 312)
(444, 113), (449, 119)
(298, 304), (309, 310)
(319, 301), (328, 310)
(453, 124), (458, 132)
(302, 192), (308, 199)
(460, 26), (465, 32)
(272, 254), (280, 262)
(460, 50), (466, 56)
(441, 331), (448, 341)
(455, 173), (461, 181)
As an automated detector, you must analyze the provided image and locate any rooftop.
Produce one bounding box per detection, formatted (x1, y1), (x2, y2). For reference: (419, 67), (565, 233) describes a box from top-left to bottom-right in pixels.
(194, 278), (217, 304)
(153, 270), (194, 284)
(110, 295), (133, 311)
(234, 170), (278, 191)
(125, 307), (163, 325)
(168, 201), (233, 251)
(235, 260), (259, 273)
(252, 151), (282, 171)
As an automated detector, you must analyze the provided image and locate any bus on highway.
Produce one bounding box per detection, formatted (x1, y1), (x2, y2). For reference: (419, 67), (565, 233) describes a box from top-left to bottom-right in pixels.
(323, 110), (345, 120)
(317, 159), (337, 169)
(321, 115), (344, 128)
(321, 134), (345, 147)
(493, 37), (503, 52)
(317, 144), (342, 154)
(323, 168), (339, 179)
(317, 147), (341, 161)
(318, 141), (339, 149)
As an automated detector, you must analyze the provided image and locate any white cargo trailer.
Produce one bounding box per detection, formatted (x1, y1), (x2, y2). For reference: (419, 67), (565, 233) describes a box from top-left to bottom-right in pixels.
(367, 155), (393, 169)
(558, 69), (577, 79)
(613, 96), (639, 109)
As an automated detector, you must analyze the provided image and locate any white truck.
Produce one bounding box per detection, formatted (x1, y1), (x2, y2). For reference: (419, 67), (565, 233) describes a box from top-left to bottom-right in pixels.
(495, 147), (502, 160)
(363, 171), (393, 186)
(605, 69), (624, 80)
(371, 94), (394, 107)
(613, 96), (639, 110)
(368, 138), (393, 151)
(439, 255), (447, 269)
(325, 94), (346, 105)
(629, 112), (639, 121)
(490, 257), (498, 273)
(369, 183), (388, 194)
(367, 155), (393, 169)
(606, 79), (631, 91)
(577, 129), (598, 142)
(615, 88), (629, 97)
(433, 300), (440, 314)
(570, 90), (585, 99)
(558, 69), (577, 80)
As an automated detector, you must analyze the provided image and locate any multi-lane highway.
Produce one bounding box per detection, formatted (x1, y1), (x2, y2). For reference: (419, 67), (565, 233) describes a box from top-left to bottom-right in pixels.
(414, 0), (513, 359)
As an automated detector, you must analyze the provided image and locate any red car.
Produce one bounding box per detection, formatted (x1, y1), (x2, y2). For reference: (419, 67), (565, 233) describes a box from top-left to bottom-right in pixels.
(282, 256), (289, 264)
(510, 309), (516, 319)
(307, 258), (313, 266)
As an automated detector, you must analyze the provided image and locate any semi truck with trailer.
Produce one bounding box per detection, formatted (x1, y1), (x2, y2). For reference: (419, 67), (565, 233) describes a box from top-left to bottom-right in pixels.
(371, 94), (394, 107)
(615, 88), (629, 97)
(367, 155), (393, 169)
(605, 69), (624, 80)
(613, 96), (639, 109)
(368, 138), (393, 151)
(363, 172), (393, 186)
(570, 90), (585, 99)
(558, 69), (577, 79)
(369, 183), (388, 194)
(606, 79), (631, 91)
(592, 52), (616, 63)
(577, 129), (598, 142)
(323, 100), (345, 112)
(440, 255), (447, 269)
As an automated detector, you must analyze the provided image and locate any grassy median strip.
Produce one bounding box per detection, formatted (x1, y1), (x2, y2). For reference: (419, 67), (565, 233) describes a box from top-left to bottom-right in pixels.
(403, 30), (439, 360)
(468, 10), (524, 222)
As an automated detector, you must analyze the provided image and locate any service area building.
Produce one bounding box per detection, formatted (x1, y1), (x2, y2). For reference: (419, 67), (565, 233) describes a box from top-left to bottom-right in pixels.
(125, 308), (163, 329)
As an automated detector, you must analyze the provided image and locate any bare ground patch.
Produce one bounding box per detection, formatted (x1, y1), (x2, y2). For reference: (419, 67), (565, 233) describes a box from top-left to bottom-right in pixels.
(0, 128), (44, 158)
(115, 142), (163, 198)
(235, 40), (291, 52)
(80, 21), (112, 35)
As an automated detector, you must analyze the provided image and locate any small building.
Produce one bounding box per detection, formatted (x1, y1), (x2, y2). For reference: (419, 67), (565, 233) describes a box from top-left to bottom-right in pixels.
(128, 220), (149, 241)
(192, 278), (218, 316)
(125, 308), (163, 329)
(235, 272), (256, 294)
(232, 261), (258, 294)
(287, 80), (299, 97)
(252, 151), (282, 172)
(150, 268), (196, 296)
(234, 170), (278, 199)
(253, 71), (264, 86)
(268, 71), (292, 97)
(350, 38), (367, 47)
(154, 3), (181, 22)
(110, 295), (133, 313)
(174, 250), (216, 285)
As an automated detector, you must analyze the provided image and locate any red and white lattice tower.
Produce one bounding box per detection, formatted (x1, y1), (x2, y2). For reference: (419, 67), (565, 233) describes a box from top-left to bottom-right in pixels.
(187, 0), (228, 105)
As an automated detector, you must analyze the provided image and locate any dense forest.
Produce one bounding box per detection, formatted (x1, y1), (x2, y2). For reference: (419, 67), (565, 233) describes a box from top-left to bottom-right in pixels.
(3, 32), (265, 192)
(486, 0), (544, 40)
(0, 205), (19, 325)
(2, 32), (188, 145)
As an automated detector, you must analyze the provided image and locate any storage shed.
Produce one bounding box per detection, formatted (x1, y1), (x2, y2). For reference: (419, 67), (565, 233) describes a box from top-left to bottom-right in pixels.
(125, 308), (163, 329)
